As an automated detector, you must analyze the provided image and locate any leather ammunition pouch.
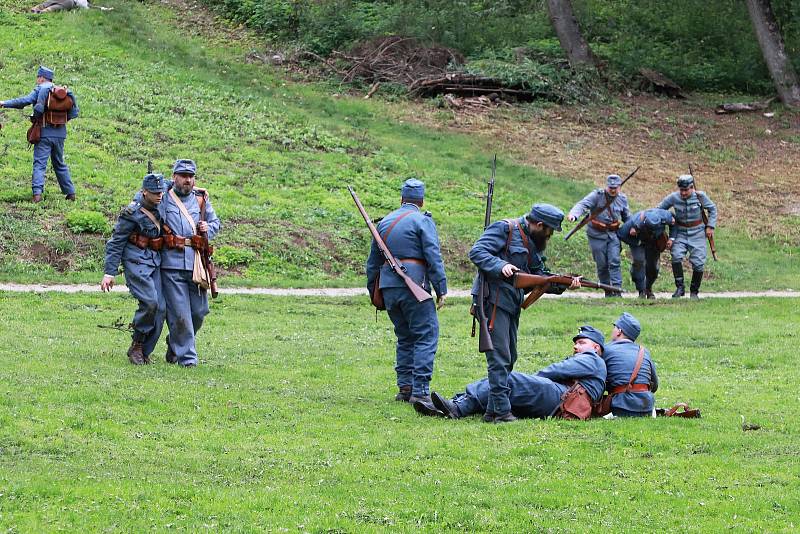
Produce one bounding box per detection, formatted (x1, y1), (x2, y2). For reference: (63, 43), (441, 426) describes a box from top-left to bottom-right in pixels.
(589, 219), (621, 232)
(128, 233), (164, 251)
(27, 116), (42, 145)
(677, 219), (703, 228)
(556, 383), (593, 420)
(655, 232), (669, 253)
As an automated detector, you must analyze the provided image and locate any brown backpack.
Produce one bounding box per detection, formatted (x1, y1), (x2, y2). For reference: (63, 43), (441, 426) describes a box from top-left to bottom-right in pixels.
(44, 86), (74, 126)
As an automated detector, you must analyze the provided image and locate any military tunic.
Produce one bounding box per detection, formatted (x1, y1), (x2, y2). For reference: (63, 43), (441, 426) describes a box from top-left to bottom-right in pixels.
(618, 209), (674, 293)
(103, 201), (165, 357)
(1, 82), (78, 196)
(159, 185), (221, 366)
(658, 190), (717, 271)
(602, 339), (658, 416)
(365, 203), (447, 397)
(469, 217), (565, 416)
(568, 190), (630, 289)
(451, 351), (607, 418)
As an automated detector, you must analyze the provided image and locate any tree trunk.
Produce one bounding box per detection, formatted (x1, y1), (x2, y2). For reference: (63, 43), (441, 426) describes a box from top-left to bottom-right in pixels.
(745, 0), (800, 108)
(546, 0), (597, 70)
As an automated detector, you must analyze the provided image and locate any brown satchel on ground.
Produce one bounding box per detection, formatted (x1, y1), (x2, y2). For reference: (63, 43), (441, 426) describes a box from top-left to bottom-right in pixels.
(656, 403), (701, 418)
(557, 383), (594, 420)
(27, 116), (42, 145)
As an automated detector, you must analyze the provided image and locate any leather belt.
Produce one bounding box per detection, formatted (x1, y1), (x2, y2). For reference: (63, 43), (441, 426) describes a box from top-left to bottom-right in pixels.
(164, 234), (202, 250)
(385, 258), (427, 266)
(676, 219), (703, 228)
(128, 233), (163, 251)
(609, 383), (651, 395)
(590, 219), (621, 231)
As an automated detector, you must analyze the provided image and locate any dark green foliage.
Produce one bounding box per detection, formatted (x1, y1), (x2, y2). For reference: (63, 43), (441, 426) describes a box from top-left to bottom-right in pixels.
(65, 210), (110, 234)
(214, 245), (256, 268)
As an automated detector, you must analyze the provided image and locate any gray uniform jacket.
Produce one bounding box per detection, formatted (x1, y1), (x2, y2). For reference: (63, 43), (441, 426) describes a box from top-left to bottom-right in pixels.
(568, 190), (630, 240)
(602, 339), (658, 414)
(1, 81), (79, 139)
(658, 191), (717, 241)
(158, 187), (221, 271)
(104, 202), (162, 276)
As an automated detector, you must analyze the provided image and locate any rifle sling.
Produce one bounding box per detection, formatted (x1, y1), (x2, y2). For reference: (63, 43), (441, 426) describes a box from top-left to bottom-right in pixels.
(608, 345), (648, 396)
(488, 219), (530, 331)
(139, 206), (161, 232)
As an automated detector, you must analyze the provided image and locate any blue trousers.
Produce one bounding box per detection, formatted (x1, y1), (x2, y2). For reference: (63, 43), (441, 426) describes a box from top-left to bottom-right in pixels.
(452, 373), (565, 419)
(383, 287), (439, 397)
(161, 268), (209, 366)
(32, 137), (75, 196)
(482, 305), (520, 416)
(124, 262), (165, 357)
(670, 237), (706, 271)
(588, 234), (622, 288)
(629, 244), (661, 292)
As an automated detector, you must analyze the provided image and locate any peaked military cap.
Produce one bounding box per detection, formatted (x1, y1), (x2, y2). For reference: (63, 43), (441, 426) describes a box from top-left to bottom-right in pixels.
(401, 178), (425, 200)
(573, 325), (605, 348)
(606, 174), (622, 187)
(37, 66), (54, 80)
(142, 173), (165, 192)
(677, 174), (694, 188)
(173, 159), (196, 176)
(614, 312), (641, 341)
(528, 203), (564, 232)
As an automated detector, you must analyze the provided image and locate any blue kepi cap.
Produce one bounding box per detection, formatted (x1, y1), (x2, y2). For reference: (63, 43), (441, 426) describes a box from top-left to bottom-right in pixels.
(529, 203), (564, 232)
(677, 174), (694, 188)
(573, 325), (605, 348)
(401, 178), (425, 200)
(606, 174), (622, 187)
(615, 312), (641, 341)
(173, 159), (196, 176)
(142, 173), (165, 193)
(37, 66), (54, 80)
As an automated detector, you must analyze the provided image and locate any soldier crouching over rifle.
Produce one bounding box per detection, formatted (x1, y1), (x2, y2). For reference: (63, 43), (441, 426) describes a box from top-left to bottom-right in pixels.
(101, 173), (166, 365)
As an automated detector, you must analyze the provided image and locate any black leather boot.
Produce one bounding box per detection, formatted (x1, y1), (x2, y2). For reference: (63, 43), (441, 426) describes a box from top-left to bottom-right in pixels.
(690, 270), (703, 299)
(671, 262), (685, 298)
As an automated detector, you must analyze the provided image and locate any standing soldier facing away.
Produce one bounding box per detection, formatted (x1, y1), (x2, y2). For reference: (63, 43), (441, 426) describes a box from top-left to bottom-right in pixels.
(567, 174), (630, 297)
(101, 173), (166, 365)
(658, 175), (717, 299)
(366, 178), (447, 407)
(159, 159), (221, 367)
(0, 66), (79, 202)
(470, 204), (580, 423)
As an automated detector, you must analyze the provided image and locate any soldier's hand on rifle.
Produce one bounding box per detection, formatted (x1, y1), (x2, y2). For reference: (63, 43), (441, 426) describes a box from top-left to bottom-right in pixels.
(198, 221), (209, 233)
(100, 274), (115, 292)
(705, 227), (714, 239)
(666, 238), (674, 248)
(436, 294), (447, 310)
(501, 263), (520, 278)
(629, 228), (637, 237)
(568, 276), (582, 290)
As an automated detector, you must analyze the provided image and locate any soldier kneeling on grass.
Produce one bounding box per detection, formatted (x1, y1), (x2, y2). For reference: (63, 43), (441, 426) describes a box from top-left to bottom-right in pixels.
(100, 173), (166, 365)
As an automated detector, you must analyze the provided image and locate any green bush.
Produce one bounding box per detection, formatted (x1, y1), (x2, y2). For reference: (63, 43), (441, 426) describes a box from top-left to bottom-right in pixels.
(214, 245), (257, 269)
(65, 211), (110, 235)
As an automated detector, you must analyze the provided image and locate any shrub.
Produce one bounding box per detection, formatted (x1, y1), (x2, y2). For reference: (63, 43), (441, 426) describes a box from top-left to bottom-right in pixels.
(214, 246), (256, 269)
(65, 211), (110, 234)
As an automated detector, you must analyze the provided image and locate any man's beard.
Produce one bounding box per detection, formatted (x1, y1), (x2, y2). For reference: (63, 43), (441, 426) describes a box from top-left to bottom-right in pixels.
(175, 184), (192, 196)
(531, 230), (549, 251)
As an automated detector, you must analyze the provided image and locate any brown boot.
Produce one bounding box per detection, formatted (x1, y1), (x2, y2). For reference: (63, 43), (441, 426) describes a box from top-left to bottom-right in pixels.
(65, 194), (76, 201)
(127, 341), (145, 365)
(32, 194), (42, 203)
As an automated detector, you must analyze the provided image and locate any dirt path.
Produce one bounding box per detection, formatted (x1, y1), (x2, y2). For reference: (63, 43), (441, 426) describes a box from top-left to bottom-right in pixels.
(0, 283), (796, 299)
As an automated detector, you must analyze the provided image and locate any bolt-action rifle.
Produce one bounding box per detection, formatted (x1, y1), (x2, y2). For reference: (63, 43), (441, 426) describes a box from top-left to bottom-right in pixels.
(688, 164), (717, 261)
(348, 186), (432, 305)
(564, 166), (640, 241)
(513, 273), (621, 308)
(197, 202), (219, 298)
(471, 155), (496, 353)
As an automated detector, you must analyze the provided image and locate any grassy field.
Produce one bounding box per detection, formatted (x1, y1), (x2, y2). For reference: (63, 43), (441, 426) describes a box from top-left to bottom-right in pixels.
(0, 0), (797, 291)
(0, 291), (796, 531)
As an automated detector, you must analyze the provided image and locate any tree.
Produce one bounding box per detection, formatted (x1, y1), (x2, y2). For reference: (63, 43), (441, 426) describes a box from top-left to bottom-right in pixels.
(746, 0), (800, 108)
(545, 0), (597, 70)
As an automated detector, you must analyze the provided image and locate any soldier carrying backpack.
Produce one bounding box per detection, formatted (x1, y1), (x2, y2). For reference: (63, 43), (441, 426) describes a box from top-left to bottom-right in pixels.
(0, 65), (80, 202)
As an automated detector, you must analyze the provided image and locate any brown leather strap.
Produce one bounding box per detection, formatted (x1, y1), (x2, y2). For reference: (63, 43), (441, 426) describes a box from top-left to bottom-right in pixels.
(381, 210), (413, 243)
(169, 189), (197, 235)
(610, 383), (650, 395)
(139, 207), (161, 231)
(677, 219), (703, 228)
(629, 345), (646, 386)
(385, 258), (427, 266)
(589, 219), (621, 231)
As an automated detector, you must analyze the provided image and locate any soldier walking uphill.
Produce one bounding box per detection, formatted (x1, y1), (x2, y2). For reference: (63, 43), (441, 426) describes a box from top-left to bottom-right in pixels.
(159, 160), (221, 367)
(658, 175), (717, 299)
(365, 179), (447, 406)
(0, 66), (79, 202)
(618, 208), (675, 299)
(101, 173), (166, 365)
(470, 204), (580, 423)
(567, 174), (630, 297)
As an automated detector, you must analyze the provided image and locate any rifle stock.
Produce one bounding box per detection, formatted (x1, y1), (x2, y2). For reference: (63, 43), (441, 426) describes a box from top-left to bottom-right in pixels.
(474, 157), (496, 353)
(348, 186), (432, 304)
(198, 195), (218, 298)
(689, 164), (718, 261)
(514, 273), (621, 309)
(565, 166), (640, 241)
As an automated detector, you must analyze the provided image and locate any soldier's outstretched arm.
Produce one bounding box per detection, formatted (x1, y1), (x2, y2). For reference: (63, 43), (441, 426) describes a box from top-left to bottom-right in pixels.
(536, 353), (606, 382)
(1, 89), (39, 109)
(657, 193), (674, 211)
(567, 190), (599, 222)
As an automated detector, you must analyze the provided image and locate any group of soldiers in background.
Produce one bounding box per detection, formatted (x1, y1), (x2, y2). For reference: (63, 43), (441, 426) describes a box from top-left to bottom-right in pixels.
(569, 173), (717, 299)
(367, 174), (709, 422)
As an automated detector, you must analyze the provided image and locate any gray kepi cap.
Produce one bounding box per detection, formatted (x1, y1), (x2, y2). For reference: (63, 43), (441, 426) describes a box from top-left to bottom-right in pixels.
(677, 174), (694, 188)
(614, 312), (641, 341)
(142, 173), (165, 193)
(573, 325), (605, 348)
(606, 174), (622, 187)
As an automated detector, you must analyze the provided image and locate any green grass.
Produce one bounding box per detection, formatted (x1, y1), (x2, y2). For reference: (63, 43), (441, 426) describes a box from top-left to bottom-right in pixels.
(0, 291), (797, 530)
(0, 0), (797, 292)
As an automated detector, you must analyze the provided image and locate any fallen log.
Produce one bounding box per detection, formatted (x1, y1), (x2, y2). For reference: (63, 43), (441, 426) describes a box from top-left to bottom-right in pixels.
(715, 97), (775, 114)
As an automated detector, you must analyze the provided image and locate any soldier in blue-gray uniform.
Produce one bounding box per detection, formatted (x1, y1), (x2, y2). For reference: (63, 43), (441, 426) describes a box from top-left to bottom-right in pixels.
(366, 178), (447, 406)
(469, 204), (580, 423)
(100, 173), (166, 365)
(567, 174), (631, 297)
(601, 312), (658, 417)
(618, 208), (675, 299)
(159, 159), (221, 367)
(414, 326), (606, 420)
(658, 175), (717, 299)
(0, 66), (79, 202)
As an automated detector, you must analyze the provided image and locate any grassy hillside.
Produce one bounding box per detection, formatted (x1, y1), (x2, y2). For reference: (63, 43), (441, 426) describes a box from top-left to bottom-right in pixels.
(0, 0), (797, 291)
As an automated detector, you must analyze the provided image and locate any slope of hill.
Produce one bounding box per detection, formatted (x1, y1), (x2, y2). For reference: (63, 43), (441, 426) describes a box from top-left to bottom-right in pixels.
(0, 0), (797, 291)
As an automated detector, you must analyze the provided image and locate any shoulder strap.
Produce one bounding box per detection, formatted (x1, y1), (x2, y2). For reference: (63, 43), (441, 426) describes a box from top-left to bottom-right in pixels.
(197, 192), (207, 223)
(139, 207), (161, 231)
(380, 210), (414, 242)
(627, 345), (646, 389)
(168, 189), (197, 235)
(503, 218), (531, 265)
